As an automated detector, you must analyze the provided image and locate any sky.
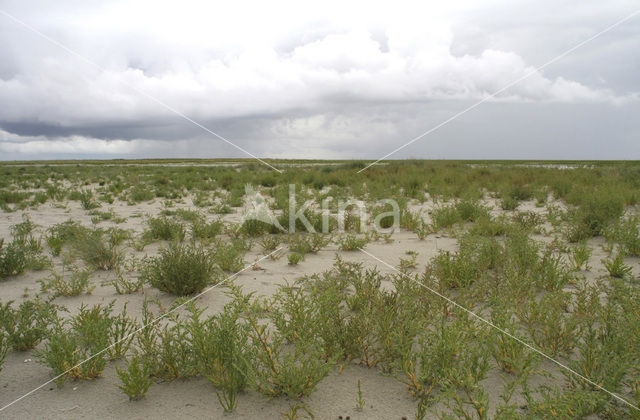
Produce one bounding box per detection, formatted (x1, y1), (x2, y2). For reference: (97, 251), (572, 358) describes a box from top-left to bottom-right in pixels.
(0, 0), (639, 161)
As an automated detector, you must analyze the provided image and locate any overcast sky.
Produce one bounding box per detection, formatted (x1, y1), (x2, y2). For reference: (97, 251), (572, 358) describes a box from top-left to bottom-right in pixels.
(0, 1), (638, 161)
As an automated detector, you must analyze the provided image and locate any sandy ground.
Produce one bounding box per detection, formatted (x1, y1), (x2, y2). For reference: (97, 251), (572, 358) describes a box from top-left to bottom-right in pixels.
(0, 195), (637, 419)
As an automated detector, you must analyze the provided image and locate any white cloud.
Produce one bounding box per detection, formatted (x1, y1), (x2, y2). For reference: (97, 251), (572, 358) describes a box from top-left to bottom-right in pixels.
(1, 3), (633, 128)
(0, 129), (156, 155)
(0, 0), (638, 160)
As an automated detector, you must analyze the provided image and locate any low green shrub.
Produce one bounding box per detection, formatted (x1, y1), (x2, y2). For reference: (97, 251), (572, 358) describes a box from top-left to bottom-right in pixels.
(512, 211), (543, 231)
(128, 185), (155, 203)
(259, 234), (284, 252)
(39, 266), (94, 297)
(240, 219), (272, 237)
(143, 216), (186, 242)
(0, 298), (57, 350)
(37, 304), (113, 385)
(431, 205), (461, 230)
(455, 200), (489, 222)
(468, 215), (512, 237)
(151, 316), (196, 380)
(401, 315), (490, 406)
(46, 220), (83, 256)
(108, 305), (137, 360)
(288, 233), (330, 255)
(568, 242), (592, 271)
(0, 219), (50, 277)
(489, 304), (538, 375)
(371, 202), (397, 229)
(338, 234), (368, 251)
(79, 190), (100, 210)
(10, 217), (37, 238)
(210, 239), (247, 272)
(231, 287), (334, 399)
(603, 252), (632, 278)
(501, 196), (519, 211)
(173, 208), (202, 223)
(141, 242), (217, 295)
(518, 292), (579, 357)
(116, 356), (152, 401)
(188, 303), (251, 412)
(566, 191), (624, 242)
(72, 229), (123, 270)
(506, 185), (533, 202)
(607, 216), (640, 256)
(111, 268), (144, 294)
(191, 218), (223, 240)
(288, 253), (304, 265)
(0, 238), (28, 279)
(428, 247), (484, 289)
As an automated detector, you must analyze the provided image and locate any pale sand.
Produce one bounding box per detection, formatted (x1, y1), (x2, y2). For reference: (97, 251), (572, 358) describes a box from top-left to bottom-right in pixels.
(0, 195), (635, 419)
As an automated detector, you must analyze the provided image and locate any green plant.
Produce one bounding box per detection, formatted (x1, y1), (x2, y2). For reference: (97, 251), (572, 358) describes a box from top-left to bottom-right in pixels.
(128, 185), (155, 202)
(488, 304), (538, 375)
(456, 199), (490, 222)
(428, 248), (480, 289)
(501, 196), (519, 211)
(89, 209), (118, 224)
(39, 265), (94, 297)
(231, 287), (334, 399)
(356, 379), (365, 411)
(0, 331), (7, 373)
(143, 216), (186, 242)
(431, 205), (461, 230)
(415, 397), (429, 420)
(0, 238), (27, 279)
(45, 220), (83, 256)
(210, 239), (247, 272)
(151, 314), (196, 380)
(260, 234), (283, 252)
(568, 242), (592, 271)
(512, 211), (543, 231)
(414, 221), (431, 240)
(288, 233), (331, 255)
(608, 216), (640, 256)
(372, 202), (398, 229)
(79, 190), (100, 210)
(0, 219), (49, 278)
(240, 218), (273, 237)
(72, 229), (122, 270)
(10, 216), (37, 238)
(518, 292), (579, 357)
(191, 218), (223, 240)
(281, 403), (315, 420)
(142, 242), (217, 295)
(603, 252), (632, 278)
(108, 305), (137, 360)
(338, 234), (368, 251)
(112, 268), (144, 294)
(401, 315), (490, 406)
(0, 298), (57, 351)
(187, 302), (250, 412)
(398, 253), (418, 272)
(37, 304), (113, 385)
(116, 356), (152, 401)
(288, 253), (304, 265)
(468, 214), (511, 237)
(565, 191), (624, 242)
